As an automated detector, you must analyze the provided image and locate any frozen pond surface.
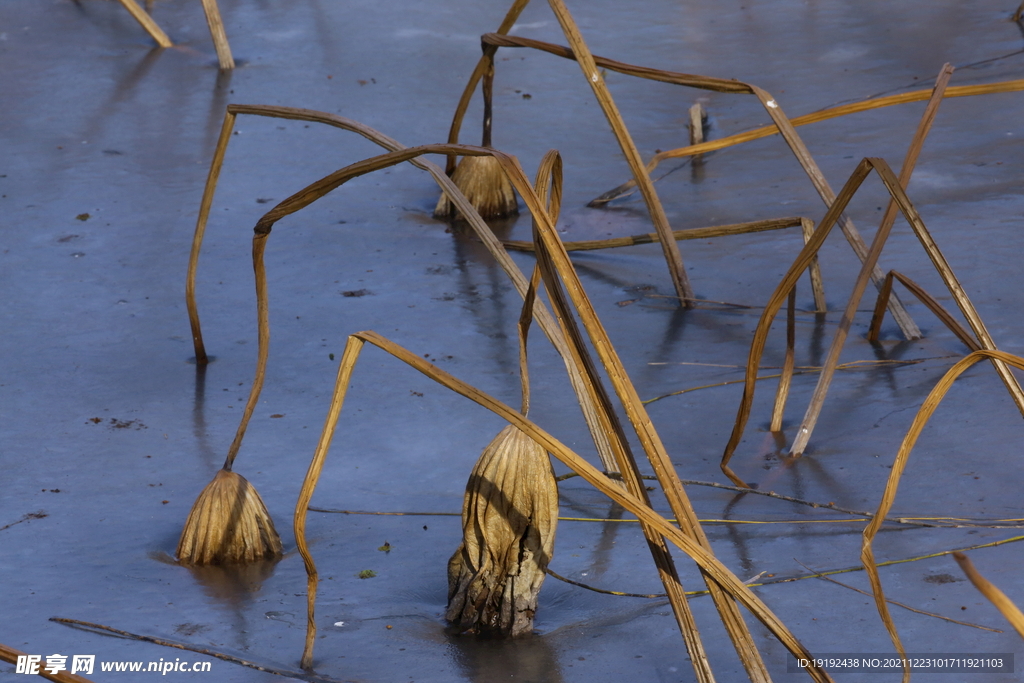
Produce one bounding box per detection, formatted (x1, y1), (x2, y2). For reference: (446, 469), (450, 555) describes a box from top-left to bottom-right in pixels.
(2, 1), (1023, 681)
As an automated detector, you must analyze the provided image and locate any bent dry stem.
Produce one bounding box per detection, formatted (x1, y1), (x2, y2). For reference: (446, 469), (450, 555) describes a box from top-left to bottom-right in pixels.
(862, 350), (1024, 679)
(464, 14), (920, 336)
(953, 553), (1024, 639)
(590, 78), (1024, 204)
(531, 147), (776, 682)
(184, 107), (620, 474)
(501, 215), (826, 313)
(788, 63), (954, 457)
(293, 331), (831, 682)
(720, 157), (1024, 488)
(530, 150), (719, 683)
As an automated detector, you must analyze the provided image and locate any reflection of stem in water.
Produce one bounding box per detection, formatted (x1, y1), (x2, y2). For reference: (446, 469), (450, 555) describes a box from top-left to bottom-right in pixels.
(555, 488), (629, 583)
(750, 430), (794, 494)
(797, 456), (847, 511)
(563, 256), (634, 291)
(637, 305), (689, 395)
(74, 46), (163, 156)
(587, 501), (625, 582)
(184, 558), (282, 652)
(722, 493), (755, 578)
(447, 632), (565, 683)
(809, 312), (827, 368)
(192, 365), (218, 471)
(308, 0), (340, 75)
(864, 339), (916, 395)
(450, 219), (518, 377)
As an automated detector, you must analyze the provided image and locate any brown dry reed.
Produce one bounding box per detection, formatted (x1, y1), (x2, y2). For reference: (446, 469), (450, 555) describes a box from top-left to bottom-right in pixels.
(114, 0), (234, 69)
(719, 150), (1024, 486)
(448, 3), (929, 338)
(184, 105), (622, 476)
(434, 53), (518, 220)
(115, 0), (171, 47)
(282, 143), (831, 681)
(861, 349), (1024, 682)
(953, 552), (1024, 639)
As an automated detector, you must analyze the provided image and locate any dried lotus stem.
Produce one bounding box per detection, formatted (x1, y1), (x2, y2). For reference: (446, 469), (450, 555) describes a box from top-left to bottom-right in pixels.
(447, 263), (556, 637)
(116, 0), (172, 48)
(199, 0), (234, 71)
(788, 63), (954, 457)
(953, 552), (1024, 639)
(293, 330), (832, 681)
(184, 107), (621, 474)
(862, 350), (1024, 680)
(475, 25), (920, 336)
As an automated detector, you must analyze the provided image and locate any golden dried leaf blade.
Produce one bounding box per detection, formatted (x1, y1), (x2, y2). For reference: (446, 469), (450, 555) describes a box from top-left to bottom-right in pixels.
(789, 63), (954, 457)
(953, 553), (1024, 639)
(293, 330), (831, 682)
(592, 79), (1024, 203)
(861, 350), (1024, 680)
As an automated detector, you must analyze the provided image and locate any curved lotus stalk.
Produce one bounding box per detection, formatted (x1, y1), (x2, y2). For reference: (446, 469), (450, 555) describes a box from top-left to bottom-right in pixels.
(280, 145), (829, 681)
(293, 330), (832, 682)
(720, 157), (1024, 487)
(184, 106), (620, 476)
(861, 349), (1024, 683)
(953, 552), (1024, 639)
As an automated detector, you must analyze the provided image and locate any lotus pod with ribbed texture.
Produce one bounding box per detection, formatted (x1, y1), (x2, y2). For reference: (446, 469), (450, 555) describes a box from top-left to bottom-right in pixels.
(446, 424), (558, 637)
(433, 155), (519, 221)
(176, 469), (283, 565)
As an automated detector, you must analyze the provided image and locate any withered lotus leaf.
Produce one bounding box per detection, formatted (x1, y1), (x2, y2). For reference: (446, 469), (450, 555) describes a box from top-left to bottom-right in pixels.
(446, 424), (558, 637)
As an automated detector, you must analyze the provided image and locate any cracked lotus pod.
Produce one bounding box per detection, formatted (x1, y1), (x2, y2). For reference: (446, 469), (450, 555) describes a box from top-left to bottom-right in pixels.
(446, 424), (558, 637)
